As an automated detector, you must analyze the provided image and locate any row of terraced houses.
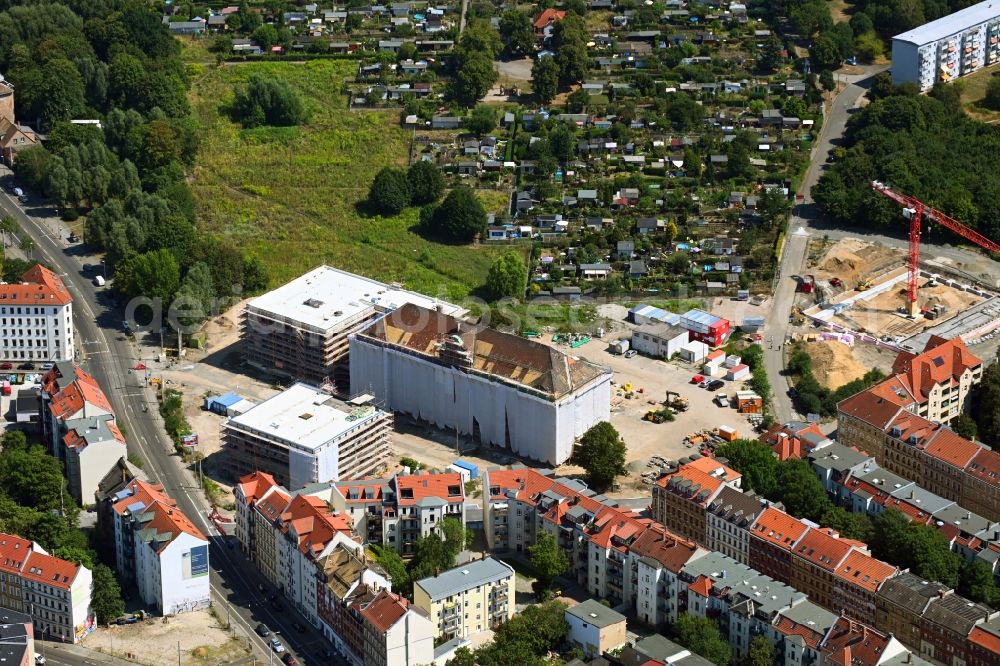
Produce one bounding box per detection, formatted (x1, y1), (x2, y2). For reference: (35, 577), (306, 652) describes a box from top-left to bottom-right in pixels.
(234, 461), (941, 666)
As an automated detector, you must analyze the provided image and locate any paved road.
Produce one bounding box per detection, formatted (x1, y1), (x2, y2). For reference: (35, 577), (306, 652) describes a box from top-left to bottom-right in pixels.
(763, 66), (885, 424)
(0, 189), (332, 666)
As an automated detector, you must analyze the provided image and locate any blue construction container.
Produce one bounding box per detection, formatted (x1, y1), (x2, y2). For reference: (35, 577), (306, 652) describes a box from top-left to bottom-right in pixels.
(452, 459), (479, 479)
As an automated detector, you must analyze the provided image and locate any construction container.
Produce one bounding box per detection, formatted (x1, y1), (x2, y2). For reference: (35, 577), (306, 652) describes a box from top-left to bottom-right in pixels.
(718, 425), (738, 442)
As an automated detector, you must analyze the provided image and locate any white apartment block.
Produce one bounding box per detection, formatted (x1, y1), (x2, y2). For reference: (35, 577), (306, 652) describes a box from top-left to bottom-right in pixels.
(0, 265), (73, 363)
(892, 0), (1000, 91)
(133, 501), (210, 615)
(223, 383), (392, 489)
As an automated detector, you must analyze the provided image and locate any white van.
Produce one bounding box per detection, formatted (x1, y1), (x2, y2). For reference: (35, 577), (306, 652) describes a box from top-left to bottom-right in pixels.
(34, 653), (45, 666)
(93, 275), (106, 287)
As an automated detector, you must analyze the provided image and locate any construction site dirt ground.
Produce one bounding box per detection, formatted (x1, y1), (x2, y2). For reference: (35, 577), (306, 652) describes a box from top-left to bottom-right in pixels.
(86, 609), (249, 666)
(808, 237), (905, 286)
(798, 339), (895, 389)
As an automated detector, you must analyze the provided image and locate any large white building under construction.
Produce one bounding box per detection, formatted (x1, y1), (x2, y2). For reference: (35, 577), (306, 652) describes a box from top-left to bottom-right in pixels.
(349, 303), (612, 465)
(892, 0), (1000, 91)
(222, 382), (393, 489)
(241, 266), (464, 387)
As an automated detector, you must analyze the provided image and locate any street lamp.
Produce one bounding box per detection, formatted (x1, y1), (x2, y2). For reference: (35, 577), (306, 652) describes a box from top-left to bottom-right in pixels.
(101, 259), (106, 279)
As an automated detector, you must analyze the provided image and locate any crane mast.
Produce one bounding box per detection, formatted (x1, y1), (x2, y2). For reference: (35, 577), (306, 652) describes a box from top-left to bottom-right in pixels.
(870, 181), (1000, 317)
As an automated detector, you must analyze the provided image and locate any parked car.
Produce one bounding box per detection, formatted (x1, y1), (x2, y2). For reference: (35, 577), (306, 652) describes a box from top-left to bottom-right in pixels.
(281, 654), (296, 666)
(698, 378), (711, 388)
(292, 622), (306, 633)
(0, 363), (11, 370)
(17, 363), (34, 370)
(270, 639), (285, 654)
(714, 393), (730, 408)
(706, 379), (725, 391)
(256, 623), (270, 637)
(623, 349), (637, 358)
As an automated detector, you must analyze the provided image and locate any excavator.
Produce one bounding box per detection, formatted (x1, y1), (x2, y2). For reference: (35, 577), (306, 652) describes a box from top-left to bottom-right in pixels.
(665, 390), (689, 412)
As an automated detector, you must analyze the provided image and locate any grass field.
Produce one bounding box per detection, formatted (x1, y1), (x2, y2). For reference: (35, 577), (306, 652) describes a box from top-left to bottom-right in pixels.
(188, 58), (512, 299)
(958, 63), (1000, 122)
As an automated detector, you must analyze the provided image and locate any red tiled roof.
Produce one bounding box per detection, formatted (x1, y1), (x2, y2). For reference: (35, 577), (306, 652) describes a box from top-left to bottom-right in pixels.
(112, 479), (174, 516)
(395, 472), (464, 505)
(688, 574), (712, 597)
(628, 525), (702, 572)
(280, 494), (355, 556)
(835, 550), (895, 591)
(892, 336), (981, 403)
(361, 589), (410, 633)
(255, 488), (292, 521)
(533, 8), (565, 29)
(143, 500), (206, 548)
(773, 614), (826, 649)
(0, 265), (71, 306)
(750, 507), (808, 552)
(0, 534), (33, 575)
(968, 624), (1000, 656)
(793, 528), (852, 572)
(922, 427), (981, 470)
(885, 411), (934, 445)
(821, 617), (895, 666)
(965, 448), (1000, 486)
(21, 550), (78, 590)
(47, 368), (114, 421)
(238, 471), (279, 505)
(837, 387), (907, 429)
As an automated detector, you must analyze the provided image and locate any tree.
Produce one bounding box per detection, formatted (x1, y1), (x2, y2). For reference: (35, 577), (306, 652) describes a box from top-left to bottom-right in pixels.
(92, 564), (125, 624)
(714, 439), (779, 497)
(819, 506), (875, 543)
(452, 53), (498, 105)
(0, 214), (17, 249)
(746, 635), (775, 666)
(251, 24), (279, 51)
(532, 56), (559, 103)
(370, 543), (410, 593)
(427, 187), (486, 242)
(18, 236), (36, 260)
(528, 531), (569, 590)
(984, 77), (1000, 111)
(775, 459), (831, 522)
(407, 161), (444, 205)
(952, 414), (978, 441)
(758, 36), (784, 73)
(972, 365), (1000, 448)
(810, 35), (842, 72)
(408, 532), (455, 582)
(439, 516), (468, 559)
(486, 251), (528, 300)
(36, 58), (87, 125)
(368, 167), (411, 215)
(231, 75), (308, 128)
(673, 614), (731, 666)
(871, 508), (913, 561)
(499, 10), (533, 55)
(855, 32), (885, 63)
(819, 69), (836, 92)
(173, 261), (215, 328)
(959, 560), (997, 605)
(117, 248), (181, 302)
(465, 104), (497, 135)
(459, 22), (502, 59)
(552, 14), (588, 85)
(570, 422), (627, 492)
(54, 545), (94, 569)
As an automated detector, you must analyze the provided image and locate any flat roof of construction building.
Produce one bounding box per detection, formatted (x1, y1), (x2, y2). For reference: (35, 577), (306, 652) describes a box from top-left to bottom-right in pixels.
(226, 382), (387, 451)
(894, 0), (1000, 45)
(246, 265), (464, 334)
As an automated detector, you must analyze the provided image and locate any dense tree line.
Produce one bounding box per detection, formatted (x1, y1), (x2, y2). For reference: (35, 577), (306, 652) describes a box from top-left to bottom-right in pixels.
(7, 0), (270, 326)
(231, 75), (308, 128)
(814, 83), (1000, 242)
(446, 601), (569, 666)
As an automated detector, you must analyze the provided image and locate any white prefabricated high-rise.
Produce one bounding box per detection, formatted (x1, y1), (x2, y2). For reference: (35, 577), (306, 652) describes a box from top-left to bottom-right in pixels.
(349, 303), (612, 466)
(892, 0), (1000, 91)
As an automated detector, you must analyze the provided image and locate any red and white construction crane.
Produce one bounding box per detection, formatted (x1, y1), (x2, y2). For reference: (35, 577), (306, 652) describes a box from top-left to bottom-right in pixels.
(870, 180), (1000, 317)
